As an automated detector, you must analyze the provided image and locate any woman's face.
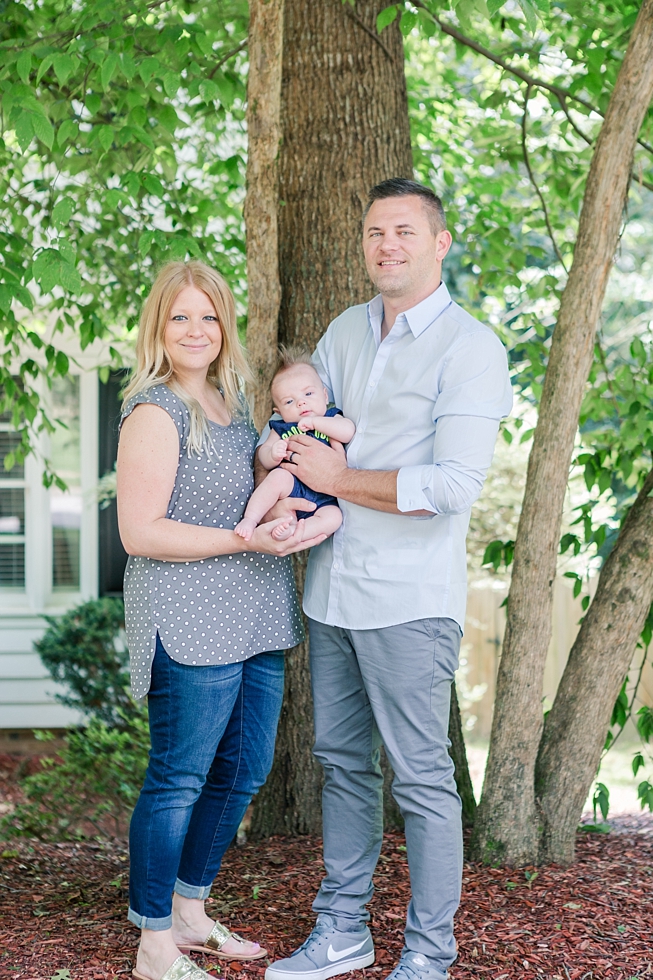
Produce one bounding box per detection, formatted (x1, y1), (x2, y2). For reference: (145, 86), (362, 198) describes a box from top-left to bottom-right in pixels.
(164, 285), (222, 377)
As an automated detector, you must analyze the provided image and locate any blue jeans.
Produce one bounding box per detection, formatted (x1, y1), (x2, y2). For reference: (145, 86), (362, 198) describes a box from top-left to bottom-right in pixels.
(128, 637), (285, 930)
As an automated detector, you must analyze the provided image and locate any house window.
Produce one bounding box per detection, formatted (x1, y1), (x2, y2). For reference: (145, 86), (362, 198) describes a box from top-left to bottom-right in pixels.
(0, 402), (26, 587)
(50, 376), (81, 590)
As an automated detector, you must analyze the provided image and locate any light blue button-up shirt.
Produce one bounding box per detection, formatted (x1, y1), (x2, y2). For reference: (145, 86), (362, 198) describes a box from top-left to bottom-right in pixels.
(302, 282), (513, 632)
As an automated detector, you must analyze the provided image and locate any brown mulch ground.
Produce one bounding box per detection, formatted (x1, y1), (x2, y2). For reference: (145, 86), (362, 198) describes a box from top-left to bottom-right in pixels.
(1, 757), (653, 979)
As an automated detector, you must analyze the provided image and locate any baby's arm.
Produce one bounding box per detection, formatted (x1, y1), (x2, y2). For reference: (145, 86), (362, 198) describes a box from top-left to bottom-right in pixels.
(299, 414), (356, 444)
(257, 430), (288, 470)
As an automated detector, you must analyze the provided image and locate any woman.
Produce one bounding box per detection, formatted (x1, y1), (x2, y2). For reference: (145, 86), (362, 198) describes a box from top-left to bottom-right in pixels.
(117, 261), (325, 980)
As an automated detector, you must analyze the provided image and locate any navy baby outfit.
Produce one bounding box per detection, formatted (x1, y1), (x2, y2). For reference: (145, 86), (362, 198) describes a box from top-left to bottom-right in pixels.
(269, 406), (343, 520)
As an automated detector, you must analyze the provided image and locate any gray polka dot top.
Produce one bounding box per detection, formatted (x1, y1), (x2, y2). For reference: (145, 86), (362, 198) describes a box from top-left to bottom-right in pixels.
(121, 384), (303, 699)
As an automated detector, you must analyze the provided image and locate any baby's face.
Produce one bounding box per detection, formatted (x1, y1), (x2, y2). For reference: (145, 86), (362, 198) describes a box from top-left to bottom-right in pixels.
(272, 364), (329, 423)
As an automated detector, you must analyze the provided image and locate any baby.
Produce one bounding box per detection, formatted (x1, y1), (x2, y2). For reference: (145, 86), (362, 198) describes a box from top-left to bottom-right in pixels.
(235, 349), (355, 542)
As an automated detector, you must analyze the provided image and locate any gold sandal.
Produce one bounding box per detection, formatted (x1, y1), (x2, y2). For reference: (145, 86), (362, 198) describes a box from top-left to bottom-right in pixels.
(177, 920), (267, 961)
(132, 953), (216, 980)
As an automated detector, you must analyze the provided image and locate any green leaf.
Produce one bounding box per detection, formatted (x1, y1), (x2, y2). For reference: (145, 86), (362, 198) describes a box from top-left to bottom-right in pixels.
(376, 5), (399, 33)
(58, 259), (82, 293)
(142, 174), (164, 197)
(36, 55), (54, 86)
(16, 51), (32, 84)
(32, 113), (55, 150)
(52, 53), (76, 86)
(55, 351), (69, 376)
(57, 119), (79, 147)
(121, 52), (137, 81)
(516, 0), (538, 32)
(139, 57), (160, 86)
(632, 752), (645, 777)
(14, 113), (34, 153)
(33, 250), (82, 294)
(487, 0), (504, 15)
(592, 782), (610, 823)
(58, 240), (76, 265)
(85, 93), (101, 116)
(101, 52), (120, 90)
(52, 198), (75, 228)
(98, 126), (114, 153)
(0, 287), (12, 314)
(162, 72), (179, 98)
(138, 231), (155, 257)
(400, 11), (418, 35)
(157, 104), (179, 134)
(199, 80), (219, 103)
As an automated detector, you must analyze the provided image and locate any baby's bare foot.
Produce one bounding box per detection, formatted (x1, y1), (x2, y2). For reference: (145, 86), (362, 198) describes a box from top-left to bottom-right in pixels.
(235, 517), (257, 541)
(271, 520), (297, 541)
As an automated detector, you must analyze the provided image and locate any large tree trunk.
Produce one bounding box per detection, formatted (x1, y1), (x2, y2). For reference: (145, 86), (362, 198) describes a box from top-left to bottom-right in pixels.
(252, 0), (412, 836)
(535, 469), (653, 864)
(247, 0), (477, 836)
(244, 0), (284, 432)
(471, 0), (653, 865)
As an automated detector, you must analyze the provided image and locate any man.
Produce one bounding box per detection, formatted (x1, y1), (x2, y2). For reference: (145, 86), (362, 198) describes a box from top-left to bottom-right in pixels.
(265, 178), (512, 980)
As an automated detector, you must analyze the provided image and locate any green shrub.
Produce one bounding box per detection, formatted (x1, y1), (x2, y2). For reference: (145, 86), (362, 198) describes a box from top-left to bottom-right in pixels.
(35, 597), (133, 727)
(1, 712), (150, 840)
(2, 597), (151, 841)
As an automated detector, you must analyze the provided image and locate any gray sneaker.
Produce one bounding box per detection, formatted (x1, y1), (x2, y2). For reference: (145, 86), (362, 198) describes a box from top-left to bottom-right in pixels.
(265, 913), (375, 980)
(385, 951), (447, 980)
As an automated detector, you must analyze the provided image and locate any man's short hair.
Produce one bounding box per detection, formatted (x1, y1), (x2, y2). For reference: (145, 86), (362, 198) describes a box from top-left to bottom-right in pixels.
(363, 178), (446, 236)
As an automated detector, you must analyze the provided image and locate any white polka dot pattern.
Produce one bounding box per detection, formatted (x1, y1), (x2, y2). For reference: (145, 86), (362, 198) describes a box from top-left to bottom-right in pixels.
(120, 385), (303, 699)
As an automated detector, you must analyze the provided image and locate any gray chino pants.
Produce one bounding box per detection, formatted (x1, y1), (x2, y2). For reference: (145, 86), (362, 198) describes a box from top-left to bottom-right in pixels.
(308, 616), (463, 972)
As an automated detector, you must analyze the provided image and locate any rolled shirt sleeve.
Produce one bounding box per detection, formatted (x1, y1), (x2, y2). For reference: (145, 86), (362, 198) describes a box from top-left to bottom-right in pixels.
(396, 331), (512, 516)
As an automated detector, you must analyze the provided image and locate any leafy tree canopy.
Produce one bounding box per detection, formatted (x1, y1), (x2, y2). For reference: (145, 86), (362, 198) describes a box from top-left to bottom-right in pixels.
(0, 0), (248, 474)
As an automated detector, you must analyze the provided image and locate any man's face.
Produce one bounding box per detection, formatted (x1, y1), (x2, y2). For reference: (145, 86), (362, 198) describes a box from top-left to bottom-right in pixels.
(362, 195), (452, 300)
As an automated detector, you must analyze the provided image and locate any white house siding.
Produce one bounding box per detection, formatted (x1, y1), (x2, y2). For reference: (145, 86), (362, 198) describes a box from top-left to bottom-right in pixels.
(0, 617), (83, 727)
(0, 358), (101, 729)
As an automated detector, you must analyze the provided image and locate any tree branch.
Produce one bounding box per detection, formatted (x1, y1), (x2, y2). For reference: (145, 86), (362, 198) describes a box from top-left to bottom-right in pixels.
(345, 9), (395, 63)
(207, 37), (248, 79)
(411, 0), (653, 160)
(2, 0), (169, 51)
(521, 85), (568, 273)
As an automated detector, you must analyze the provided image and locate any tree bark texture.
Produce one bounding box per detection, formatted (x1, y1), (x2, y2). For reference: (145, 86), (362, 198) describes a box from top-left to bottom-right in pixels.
(244, 0), (284, 432)
(276, 0), (412, 353)
(449, 682), (477, 829)
(471, 0), (653, 865)
(250, 0), (477, 836)
(253, 0), (412, 836)
(534, 469), (653, 864)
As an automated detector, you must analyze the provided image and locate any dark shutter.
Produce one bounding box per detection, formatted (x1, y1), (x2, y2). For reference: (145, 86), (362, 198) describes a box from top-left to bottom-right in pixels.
(98, 371), (129, 596)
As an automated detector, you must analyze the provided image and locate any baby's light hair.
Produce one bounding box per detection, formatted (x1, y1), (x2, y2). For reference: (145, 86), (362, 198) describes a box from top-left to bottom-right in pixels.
(270, 345), (317, 393)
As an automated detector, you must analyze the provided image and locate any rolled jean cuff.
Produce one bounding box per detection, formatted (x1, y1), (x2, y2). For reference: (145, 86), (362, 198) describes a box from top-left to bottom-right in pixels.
(128, 908), (172, 931)
(174, 877), (213, 900)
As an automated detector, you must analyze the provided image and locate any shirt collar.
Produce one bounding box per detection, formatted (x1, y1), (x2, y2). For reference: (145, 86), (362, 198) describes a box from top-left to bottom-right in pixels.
(367, 281), (452, 342)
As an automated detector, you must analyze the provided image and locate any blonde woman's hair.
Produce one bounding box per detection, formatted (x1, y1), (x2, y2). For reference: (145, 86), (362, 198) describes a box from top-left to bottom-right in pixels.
(122, 261), (252, 456)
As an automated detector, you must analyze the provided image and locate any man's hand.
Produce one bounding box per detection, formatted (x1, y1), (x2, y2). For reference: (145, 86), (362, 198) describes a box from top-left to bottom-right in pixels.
(281, 434), (348, 494)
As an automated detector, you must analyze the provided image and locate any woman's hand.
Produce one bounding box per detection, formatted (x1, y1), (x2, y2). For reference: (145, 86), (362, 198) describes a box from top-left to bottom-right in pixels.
(247, 517), (327, 556)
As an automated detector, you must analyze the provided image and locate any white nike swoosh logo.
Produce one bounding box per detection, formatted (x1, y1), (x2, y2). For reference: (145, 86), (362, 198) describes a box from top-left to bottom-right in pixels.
(326, 940), (367, 963)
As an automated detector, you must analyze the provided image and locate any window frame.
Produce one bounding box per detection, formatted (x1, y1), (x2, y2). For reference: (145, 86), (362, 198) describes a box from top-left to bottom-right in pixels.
(0, 370), (99, 615)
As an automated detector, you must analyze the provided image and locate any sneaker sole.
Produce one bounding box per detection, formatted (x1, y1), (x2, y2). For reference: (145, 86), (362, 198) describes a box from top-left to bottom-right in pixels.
(265, 950), (375, 980)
